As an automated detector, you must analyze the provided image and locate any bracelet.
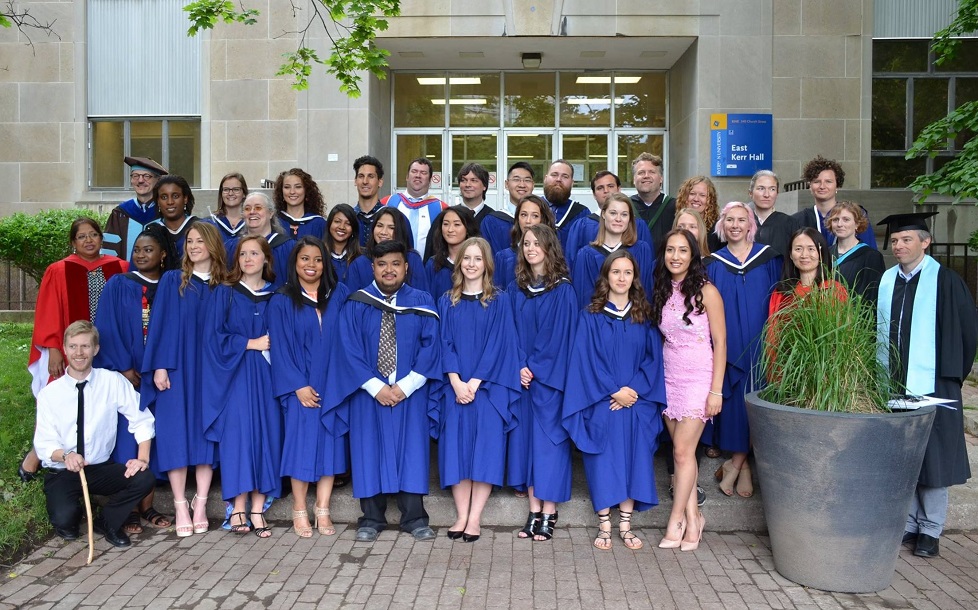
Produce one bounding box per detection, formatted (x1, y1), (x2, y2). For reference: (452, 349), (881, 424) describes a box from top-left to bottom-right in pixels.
(708, 391), (722, 397)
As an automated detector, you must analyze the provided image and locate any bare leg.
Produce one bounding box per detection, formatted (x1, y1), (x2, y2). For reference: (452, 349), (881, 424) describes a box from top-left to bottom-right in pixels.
(291, 479), (312, 538)
(191, 465), (213, 532)
(314, 476), (336, 535)
(22, 448), (40, 474)
(450, 480), (473, 532)
(230, 494), (249, 532)
(250, 491), (270, 537)
(168, 467), (191, 534)
(533, 500), (558, 542)
(464, 482), (492, 537)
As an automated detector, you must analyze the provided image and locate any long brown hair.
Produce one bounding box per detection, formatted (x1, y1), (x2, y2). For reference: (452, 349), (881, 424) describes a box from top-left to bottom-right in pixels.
(227, 235), (275, 285)
(515, 224), (569, 290)
(509, 195), (556, 250)
(449, 237), (496, 307)
(586, 250), (651, 324)
(591, 192), (638, 248)
(179, 221), (228, 295)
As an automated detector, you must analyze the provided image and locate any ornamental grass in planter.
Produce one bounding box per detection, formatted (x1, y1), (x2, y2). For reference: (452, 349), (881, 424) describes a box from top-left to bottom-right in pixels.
(747, 286), (936, 593)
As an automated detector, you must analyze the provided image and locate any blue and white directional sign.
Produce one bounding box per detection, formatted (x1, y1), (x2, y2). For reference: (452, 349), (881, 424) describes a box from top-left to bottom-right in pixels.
(710, 114), (773, 177)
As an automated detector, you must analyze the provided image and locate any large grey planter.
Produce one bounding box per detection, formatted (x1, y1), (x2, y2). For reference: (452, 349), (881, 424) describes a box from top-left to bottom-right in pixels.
(745, 391), (936, 593)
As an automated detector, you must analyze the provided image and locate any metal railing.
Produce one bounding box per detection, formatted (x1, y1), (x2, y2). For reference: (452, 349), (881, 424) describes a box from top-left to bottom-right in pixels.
(928, 242), (978, 305)
(0, 261), (38, 310)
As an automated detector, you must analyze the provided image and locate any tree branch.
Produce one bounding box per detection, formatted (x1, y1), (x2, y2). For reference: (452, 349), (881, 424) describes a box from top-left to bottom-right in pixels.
(0, 0), (61, 54)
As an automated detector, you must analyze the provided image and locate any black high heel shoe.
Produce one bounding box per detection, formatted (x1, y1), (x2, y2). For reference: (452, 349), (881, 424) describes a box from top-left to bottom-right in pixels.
(462, 532), (480, 543)
(535, 512), (558, 541)
(517, 511), (541, 539)
(446, 529), (464, 540)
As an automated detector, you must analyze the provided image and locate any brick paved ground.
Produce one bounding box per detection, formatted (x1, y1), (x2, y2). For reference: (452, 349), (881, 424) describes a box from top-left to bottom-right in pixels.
(2, 524), (976, 609)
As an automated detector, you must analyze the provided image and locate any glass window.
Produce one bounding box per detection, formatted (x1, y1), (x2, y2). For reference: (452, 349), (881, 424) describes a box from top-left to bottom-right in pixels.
(936, 39), (978, 73)
(505, 133), (553, 186)
(615, 73), (666, 128)
(450, 134), (498, 184)
(560, 72), (612, 127)
(955, 78), (978, 150)
(395, 74), (446, 128)
(169, 121), (201, 187)
(504, 73), (556, 127)
(872, 78), (907, 150)
(871, 154), (925, 188)
(873, 40), (929, 73)
(560, 134), (608, 189)
(130, 121), (163, 162)
(616, 134), (664, 184)
(91, 121), (125, 188)
(913, 79), (948, 140)
(396, 134), (443, 189)
(448, 74), (500, 127)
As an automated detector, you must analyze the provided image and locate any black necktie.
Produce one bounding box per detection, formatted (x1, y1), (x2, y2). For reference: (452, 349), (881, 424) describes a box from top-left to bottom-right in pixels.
(378, 296), (396, 378)
(76, 380), (88, 457)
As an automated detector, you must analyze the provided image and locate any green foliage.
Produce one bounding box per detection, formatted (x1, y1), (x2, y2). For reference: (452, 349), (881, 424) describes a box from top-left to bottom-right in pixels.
(760, 288), (895, 413)
(0, 209), (109, 284)
(906, 0), (978, 203)
(185, 0), (400, 97)
(0, 323), (50, 562)
(0, 13), (10, 28)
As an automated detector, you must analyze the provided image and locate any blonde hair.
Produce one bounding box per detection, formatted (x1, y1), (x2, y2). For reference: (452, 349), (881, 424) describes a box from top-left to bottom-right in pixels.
(449, 237), (496, 307)
(675, 176), (719, 230)
(673, 209), (711, 256)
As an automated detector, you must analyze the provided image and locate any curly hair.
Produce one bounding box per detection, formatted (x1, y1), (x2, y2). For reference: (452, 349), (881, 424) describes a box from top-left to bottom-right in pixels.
(227, 235), (275, 285)
(675, 176), (719, 230)
(591, 193), (638, 248)
(825, 201), (869, 235)
(510, 195), (556, 250)
(430, 206), (480, 273)
(802, 155), (845, 188)
(515, 224), (569, 291)
(178, 221), (227, 295)
(449, 237), (496, 307)
(586, 250), (651, 324)
(776, 227), (832, 295)
(650, 229), (709, 326)
(274, 168), (325, 216)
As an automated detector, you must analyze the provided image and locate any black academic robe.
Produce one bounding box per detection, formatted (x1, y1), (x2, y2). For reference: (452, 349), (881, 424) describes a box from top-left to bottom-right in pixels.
(756, 211), (800, 258)
(631, 193), (676, 251)
(884, 263), (977, 487)
(831, 243), (885, 307)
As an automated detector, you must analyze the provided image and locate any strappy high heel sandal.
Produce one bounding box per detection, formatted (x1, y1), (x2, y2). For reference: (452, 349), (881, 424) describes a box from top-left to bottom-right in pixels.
(229, 512), (251, 534)
(292, 509), (312, 538)
(714, 459), (740, 497)
(251, 511), (272, 538)
(173, 499), (193, 538)
(618, 510), (643, 550)
(314, 506), (336, 536)
(191, 494), (209, 534)
(593, 512), (612, 550)
(517, 511), (541, 539)
(535, 512), (558, 541)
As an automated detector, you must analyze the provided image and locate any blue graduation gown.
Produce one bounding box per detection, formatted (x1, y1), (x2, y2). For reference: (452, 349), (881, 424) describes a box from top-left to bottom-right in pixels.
(567, 213), (656, 261)
(551, 201), (595, 269)
(147, 216), (198, 261)
(201, 214), (246, 241)
(268, 285), (350, 482)
(571, 242), (655, 309)
(478, 209), (514, 255)
(506, 279), (577, 502)
(425, 259), (454, 302)
(563, 305), (667, 512)
(278, 211), (327, 240)
(435, 292), (522, 488)
(706, 244), (782, 452)
(140, 270), (218, 472)
(322, 284), (441, 498)
(93, 272), (164, 478)
(493, 248), (518, 290)
(356, 202), (385, 247)
(202, 282), (283, 500)
(344, 250), (430, 294)
(224, 232), (296, 291)
(104, 199), (156, 260)
(330, 251), (353, 285)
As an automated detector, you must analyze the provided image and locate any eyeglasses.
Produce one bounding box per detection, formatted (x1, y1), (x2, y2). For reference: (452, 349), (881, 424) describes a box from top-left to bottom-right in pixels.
(508, 177), (534, 184)
(131, 172), (155, 182)
(222, 187), (244, 194)
(74, 232), (101, 242)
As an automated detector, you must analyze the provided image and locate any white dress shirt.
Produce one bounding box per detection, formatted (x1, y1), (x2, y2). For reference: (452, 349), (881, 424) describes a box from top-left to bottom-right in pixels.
(360, 285), (428, 399)
(34, 368), (155, 470)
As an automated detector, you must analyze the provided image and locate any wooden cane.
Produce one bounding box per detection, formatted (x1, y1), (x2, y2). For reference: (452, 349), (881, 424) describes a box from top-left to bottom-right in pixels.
(79, 467), (95, 565)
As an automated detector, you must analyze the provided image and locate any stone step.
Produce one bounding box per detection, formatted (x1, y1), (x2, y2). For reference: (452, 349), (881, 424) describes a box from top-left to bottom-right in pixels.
(146, 441), (978, 532)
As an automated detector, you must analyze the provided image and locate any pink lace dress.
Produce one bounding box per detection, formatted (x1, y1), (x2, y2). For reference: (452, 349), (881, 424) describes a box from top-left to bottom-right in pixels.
(659, 280), (714, 422)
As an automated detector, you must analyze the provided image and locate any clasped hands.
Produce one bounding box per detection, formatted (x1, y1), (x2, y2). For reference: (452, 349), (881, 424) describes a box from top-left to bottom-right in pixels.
(610, 387), (638, 411)
(376, 384), (406, 407)
(450, 375), (482, 404)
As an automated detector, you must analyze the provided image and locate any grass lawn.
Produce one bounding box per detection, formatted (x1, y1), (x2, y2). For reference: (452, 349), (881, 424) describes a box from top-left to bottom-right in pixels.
(0, 323), (49, 565)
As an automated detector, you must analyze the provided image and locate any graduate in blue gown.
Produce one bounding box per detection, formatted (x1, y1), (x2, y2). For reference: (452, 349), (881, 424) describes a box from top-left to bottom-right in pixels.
(274, 168), (327, 240)
(224, 192), (296, 291)
(324, 204), (361, 286)
(563, 250), (667, 550)
(141, 221), (226, 537)
(507, 224), (578, 542)
(345, 207), (429, 294)
(493, 195), (556, 290)
(200, 173), (248, 241)
(202, 235), (282, 538)
(268, 237), (351, 539)
(424, 205), (480, 301)
(706, 202), (782, 497)
(542, 161), (594, 270)
(147, 175), (199, 260)
(434, 237), (522, 543)
(572, 193), (655, 308)
(322, 240), (441, 541)
(94, 224), (178, 533)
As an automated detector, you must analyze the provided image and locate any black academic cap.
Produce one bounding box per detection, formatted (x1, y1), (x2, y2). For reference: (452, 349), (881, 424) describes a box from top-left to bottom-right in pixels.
(877, 211), (937, 248)
(124, 156), (168, 176)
